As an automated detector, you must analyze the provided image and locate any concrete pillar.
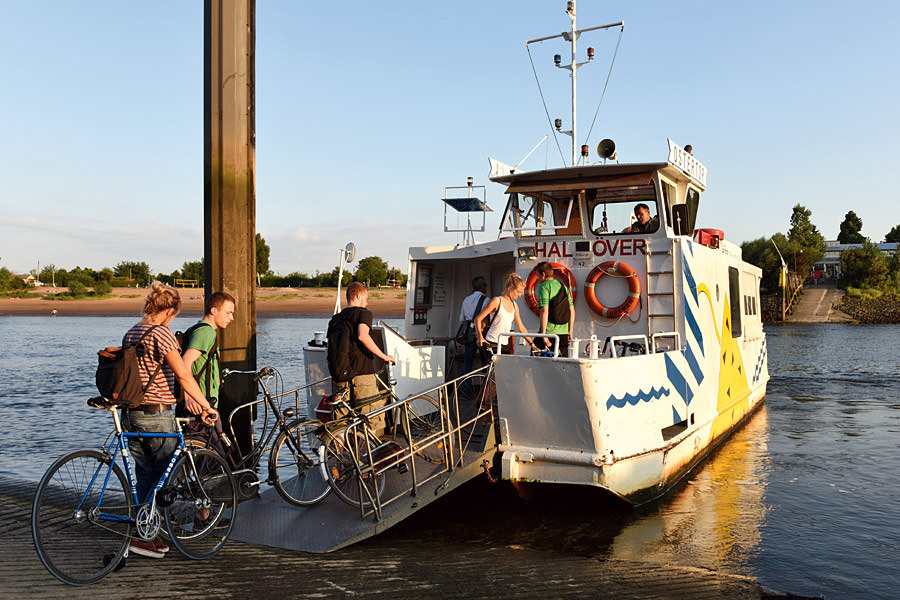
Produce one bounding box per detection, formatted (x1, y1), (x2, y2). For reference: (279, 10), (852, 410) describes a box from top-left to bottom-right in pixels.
(204, 0), (256, 455)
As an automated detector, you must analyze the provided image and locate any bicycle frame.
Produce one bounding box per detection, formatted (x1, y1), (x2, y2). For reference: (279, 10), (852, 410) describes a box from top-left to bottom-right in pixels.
(91, 408), (187, 525)
(221, 370), (323, 474)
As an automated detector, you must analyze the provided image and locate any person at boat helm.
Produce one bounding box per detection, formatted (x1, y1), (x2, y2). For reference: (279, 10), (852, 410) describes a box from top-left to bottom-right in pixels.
(630, 203), (659, 234)
(534, 262), (574, 356)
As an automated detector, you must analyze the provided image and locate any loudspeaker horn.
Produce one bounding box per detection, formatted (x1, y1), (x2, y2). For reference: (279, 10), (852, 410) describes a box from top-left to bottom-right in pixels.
(597, 138), (617, 160)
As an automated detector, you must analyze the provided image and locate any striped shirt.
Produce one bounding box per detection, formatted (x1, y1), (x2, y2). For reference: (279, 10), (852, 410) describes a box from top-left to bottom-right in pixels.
(122, 322), (179, 405)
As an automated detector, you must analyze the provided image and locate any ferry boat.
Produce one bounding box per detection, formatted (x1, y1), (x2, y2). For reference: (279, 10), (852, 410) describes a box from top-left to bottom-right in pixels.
(306, 1), (768, 506)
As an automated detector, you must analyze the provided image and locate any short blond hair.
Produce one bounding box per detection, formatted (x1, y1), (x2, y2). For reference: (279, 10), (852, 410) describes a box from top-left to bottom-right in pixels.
(143, 281), (181, 317)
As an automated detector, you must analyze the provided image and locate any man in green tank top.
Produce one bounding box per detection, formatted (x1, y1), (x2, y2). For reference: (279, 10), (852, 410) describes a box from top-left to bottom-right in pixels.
(536, 262), (575, 356)
(182, 291), (235, 408)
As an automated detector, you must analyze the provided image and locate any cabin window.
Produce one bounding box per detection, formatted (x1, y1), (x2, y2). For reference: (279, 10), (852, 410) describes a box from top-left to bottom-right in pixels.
(661, 180), (677, 229)
(500, 192), (575, 237)
(685, 187), (701, 232)
(728, 267), (742, 337)
(587, 184), (660, 235)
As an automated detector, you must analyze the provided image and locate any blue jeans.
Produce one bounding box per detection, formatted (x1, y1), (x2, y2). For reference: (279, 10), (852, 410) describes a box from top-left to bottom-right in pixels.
(462, 341), (478, 374)
(122, 410), (179, 504)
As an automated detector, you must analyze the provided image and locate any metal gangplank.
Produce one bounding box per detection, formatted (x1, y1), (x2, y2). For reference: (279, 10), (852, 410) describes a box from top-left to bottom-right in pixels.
(230, 367), (497, 553)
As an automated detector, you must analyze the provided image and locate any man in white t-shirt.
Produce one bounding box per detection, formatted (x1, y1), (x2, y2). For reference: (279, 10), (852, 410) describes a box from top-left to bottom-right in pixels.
(459, 276), (488, 374)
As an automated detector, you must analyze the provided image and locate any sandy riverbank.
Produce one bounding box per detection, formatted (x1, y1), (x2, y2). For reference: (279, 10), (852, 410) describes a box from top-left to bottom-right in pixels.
(0, 287), (407, 318)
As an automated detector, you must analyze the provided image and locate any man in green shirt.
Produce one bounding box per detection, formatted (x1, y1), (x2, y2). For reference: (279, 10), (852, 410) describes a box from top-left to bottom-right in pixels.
(182, 291), (235, 408)
(536, 262), (575, 356)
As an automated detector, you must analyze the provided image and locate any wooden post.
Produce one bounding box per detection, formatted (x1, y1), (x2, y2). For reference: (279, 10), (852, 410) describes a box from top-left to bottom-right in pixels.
(204, 0), (256, 455)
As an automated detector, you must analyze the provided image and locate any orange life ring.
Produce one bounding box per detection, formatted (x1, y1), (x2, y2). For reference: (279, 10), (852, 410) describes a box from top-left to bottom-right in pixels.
(523, 262), (577, 317)
(584, 261), (641, 319)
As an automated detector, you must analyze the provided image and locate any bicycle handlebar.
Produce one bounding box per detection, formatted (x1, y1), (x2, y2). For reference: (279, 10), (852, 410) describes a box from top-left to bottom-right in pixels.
(222, 366), (275, 382)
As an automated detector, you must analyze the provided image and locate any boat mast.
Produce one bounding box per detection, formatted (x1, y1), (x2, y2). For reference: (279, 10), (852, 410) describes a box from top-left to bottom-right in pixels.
(526, 2), (624, 167)
(568, 2), (577, 167)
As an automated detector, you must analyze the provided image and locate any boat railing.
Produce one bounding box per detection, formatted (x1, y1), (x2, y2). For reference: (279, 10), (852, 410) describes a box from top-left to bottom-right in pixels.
(497, 332), (560, 356)
(339, 363), (495, 521)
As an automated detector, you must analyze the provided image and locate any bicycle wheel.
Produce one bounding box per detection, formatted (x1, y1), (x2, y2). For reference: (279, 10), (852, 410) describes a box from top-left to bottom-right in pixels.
(163, 449), (236, 560)
(270, 419), (331, 506)
(322, 429), (386, 508)
(32, 450), (133, 586)
(405, 394), (448, 465)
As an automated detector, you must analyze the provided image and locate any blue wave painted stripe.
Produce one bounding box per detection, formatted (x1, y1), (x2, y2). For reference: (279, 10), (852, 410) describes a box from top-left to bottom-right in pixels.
(752, 339), (767, 384)
(683, 256), (699, 304)
(684, 343), (705, 385)
(665, 354), (694, 406)
(672, 405), (683, 424)
(606, 386), (671, 410)
(684, 299), (704, 357)
(684, 240), (694, 257)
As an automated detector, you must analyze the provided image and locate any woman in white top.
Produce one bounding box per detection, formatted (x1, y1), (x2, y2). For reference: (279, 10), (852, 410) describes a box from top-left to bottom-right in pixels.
(474, 273), (539, 355)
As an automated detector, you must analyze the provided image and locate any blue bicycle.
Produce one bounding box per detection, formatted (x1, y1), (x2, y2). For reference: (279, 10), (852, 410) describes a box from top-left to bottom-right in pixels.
(31, 396), (238, 586)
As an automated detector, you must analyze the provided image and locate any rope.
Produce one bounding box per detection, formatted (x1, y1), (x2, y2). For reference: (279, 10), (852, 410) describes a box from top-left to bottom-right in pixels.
(584, 28), (624, 150)
(527, 44), (567, 166)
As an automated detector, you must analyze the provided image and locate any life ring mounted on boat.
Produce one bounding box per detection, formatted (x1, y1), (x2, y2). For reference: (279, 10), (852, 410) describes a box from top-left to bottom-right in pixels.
(584, 261), (641, 319)
(523, 262), (577, 317)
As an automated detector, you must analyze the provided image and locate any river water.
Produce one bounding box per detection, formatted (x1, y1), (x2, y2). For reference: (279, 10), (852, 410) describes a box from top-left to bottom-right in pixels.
(1, 317), (897, 598)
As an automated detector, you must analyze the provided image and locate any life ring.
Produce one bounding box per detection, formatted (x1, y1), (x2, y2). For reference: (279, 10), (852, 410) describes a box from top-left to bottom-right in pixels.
(584, 261), (641, 319)
(523, 262), (578, 317)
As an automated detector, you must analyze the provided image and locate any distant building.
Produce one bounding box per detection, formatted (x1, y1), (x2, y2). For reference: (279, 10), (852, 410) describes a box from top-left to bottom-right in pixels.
(812, 240), (898, 279)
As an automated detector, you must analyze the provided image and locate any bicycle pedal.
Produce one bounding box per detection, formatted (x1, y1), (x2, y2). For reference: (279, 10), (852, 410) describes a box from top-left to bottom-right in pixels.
(397, 463), (409, 474)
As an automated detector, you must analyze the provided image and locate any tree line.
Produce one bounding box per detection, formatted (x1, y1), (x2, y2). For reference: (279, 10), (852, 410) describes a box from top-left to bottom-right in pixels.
(0, 235), (407, 294)
(741, 207), (900, 296)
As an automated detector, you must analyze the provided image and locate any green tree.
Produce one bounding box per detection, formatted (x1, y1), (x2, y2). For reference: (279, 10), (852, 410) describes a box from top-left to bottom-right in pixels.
(841, 240), (889, 289)
(355, 256), (389, 287)
(0, 267), (12, 292)
(741, 236), (784, 291)
(39, 264), (55, 286)
(114, 261), (152, 286)
(93, 280), (113, 295)
(837, 211), (865, 244)
(386, 267), (407, 288)
(256, 233), (271, 278)
(181, 260), (204, 283)
(787, 204), (826, 277)
(885, 224), (900, 244)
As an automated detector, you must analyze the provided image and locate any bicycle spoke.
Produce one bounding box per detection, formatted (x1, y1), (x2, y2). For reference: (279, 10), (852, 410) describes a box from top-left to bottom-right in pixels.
(32, 450), (133, 586)
(271, 420), (331, 506)
(164, 449), (236, 560)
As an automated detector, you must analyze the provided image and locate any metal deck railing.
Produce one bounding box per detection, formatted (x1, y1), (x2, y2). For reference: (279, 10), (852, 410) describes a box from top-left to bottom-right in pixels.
(337, 363), (496, 521)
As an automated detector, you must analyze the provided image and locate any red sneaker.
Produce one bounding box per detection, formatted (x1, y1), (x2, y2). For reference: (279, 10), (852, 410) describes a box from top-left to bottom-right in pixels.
(129, 539), (165, 559)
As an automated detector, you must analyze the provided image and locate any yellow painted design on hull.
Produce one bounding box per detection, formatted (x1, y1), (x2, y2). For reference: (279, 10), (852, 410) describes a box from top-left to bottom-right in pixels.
(710, 293), (751, 442)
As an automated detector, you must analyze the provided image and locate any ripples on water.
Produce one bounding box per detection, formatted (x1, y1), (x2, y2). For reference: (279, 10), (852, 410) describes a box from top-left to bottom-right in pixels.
(1, 318), (897, 598)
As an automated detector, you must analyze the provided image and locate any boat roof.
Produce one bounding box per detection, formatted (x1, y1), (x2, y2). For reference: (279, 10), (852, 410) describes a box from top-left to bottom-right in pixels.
(490, 161), (705, 192)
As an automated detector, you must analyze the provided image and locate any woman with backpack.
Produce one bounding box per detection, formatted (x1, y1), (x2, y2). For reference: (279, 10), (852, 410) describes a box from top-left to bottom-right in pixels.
(121, 281), (218, 559)
(474, 273), (538, 357)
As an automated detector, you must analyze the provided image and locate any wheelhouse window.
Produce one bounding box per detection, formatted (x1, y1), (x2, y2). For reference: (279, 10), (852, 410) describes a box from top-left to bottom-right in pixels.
(587, 184), (660, 235)
(686, 187), (701, 232)
(500, 192), (578, 237)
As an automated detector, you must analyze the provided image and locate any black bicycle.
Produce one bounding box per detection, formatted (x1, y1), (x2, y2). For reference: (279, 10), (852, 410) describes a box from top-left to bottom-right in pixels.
(204, 367), (330, 507)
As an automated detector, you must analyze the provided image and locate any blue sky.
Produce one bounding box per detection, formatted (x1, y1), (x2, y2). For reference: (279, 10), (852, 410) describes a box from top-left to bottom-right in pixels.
(2, 1), (898, 277)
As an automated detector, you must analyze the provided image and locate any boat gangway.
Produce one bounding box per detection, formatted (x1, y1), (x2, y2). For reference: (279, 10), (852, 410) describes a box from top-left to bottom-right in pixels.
(230, 366), (498, 553)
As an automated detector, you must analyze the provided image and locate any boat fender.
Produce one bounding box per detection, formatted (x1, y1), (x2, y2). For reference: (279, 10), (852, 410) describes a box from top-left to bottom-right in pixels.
(584, 261), (641, 319)
(523, 262), (578, 317)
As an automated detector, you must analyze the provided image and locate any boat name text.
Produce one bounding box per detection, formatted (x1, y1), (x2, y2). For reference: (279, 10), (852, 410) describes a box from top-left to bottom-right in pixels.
(534, 239), (647, 259)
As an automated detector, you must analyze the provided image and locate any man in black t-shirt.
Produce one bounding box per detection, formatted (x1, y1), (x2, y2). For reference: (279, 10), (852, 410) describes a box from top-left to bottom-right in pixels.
(334, 282), (395, 434)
